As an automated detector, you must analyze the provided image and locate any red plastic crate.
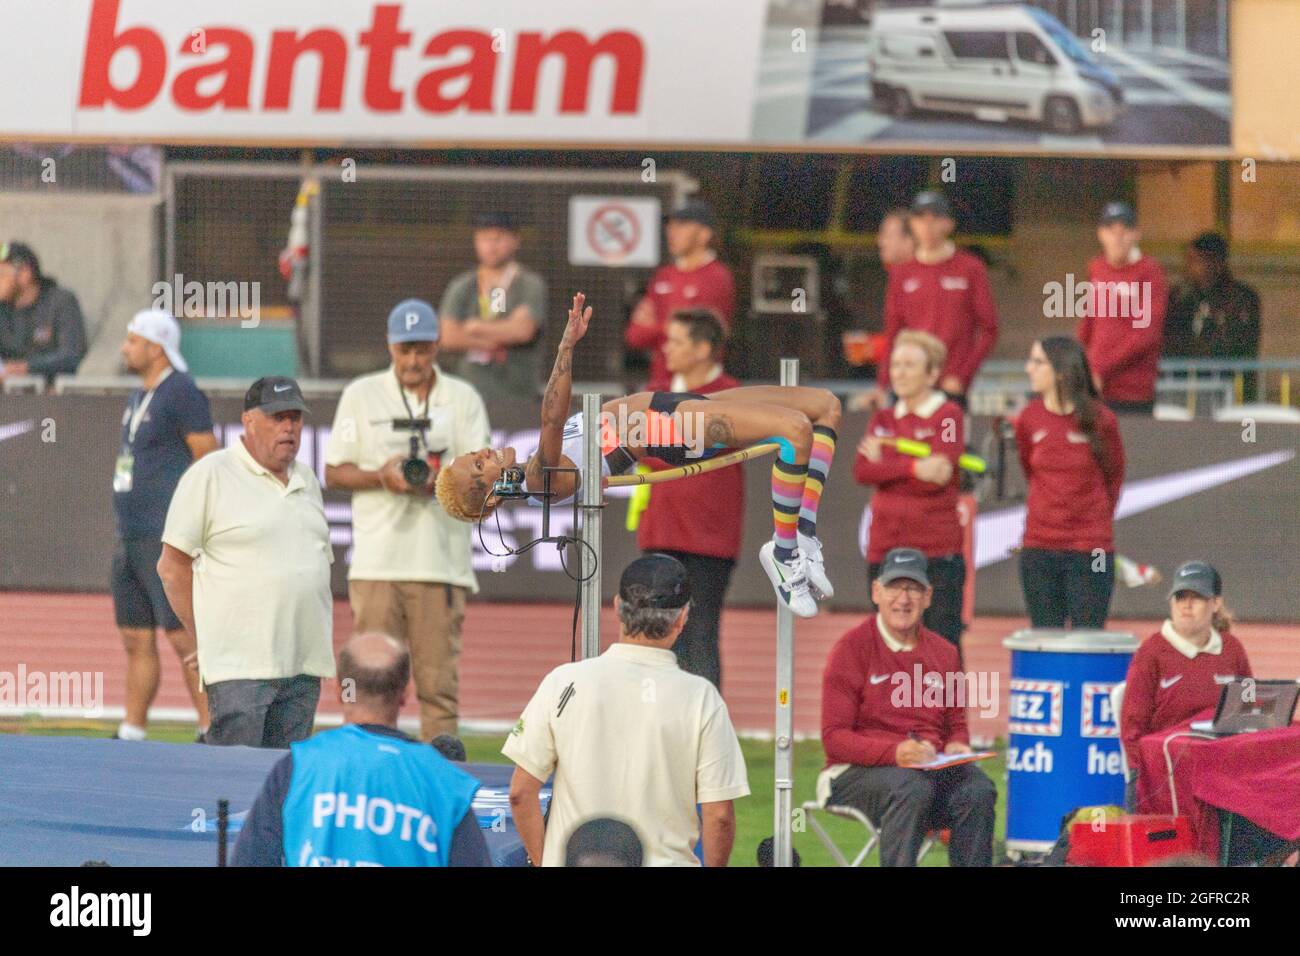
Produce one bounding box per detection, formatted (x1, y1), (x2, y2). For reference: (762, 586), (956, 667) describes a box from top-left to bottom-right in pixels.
(1068, 815), (1195, 867)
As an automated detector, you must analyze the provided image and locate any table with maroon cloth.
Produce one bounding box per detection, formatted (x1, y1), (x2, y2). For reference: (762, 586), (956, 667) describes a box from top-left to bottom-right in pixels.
(1136, 710), (1300, 862)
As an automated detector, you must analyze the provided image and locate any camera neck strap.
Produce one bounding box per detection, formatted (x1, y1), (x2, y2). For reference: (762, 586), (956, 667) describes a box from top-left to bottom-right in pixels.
(395, 370), (433, 451)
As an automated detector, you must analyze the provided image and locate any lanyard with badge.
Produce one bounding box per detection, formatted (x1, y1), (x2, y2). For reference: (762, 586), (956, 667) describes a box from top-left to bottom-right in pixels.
(113, 387), (158, 493)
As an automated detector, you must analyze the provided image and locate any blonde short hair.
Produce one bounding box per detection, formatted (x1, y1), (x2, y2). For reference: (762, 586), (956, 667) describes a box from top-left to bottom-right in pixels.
(893, 329), (947, 373)
(435, 467), (489, 523)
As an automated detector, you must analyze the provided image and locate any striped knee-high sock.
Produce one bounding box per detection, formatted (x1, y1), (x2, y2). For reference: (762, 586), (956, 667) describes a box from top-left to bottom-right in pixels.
(771, 459), (807, 563)
(797, 426), (837, 539)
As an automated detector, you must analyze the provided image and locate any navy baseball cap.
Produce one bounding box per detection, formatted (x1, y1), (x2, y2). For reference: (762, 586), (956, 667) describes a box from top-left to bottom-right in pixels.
(910, 190), (953, 219)
(472, 211), (518, 232)
(666, 199), (717, 231)
(244, 376), (308, 415)
(1099, 201), (1137, 227)
(877, 548), (930, 587)
(387, 298), (439, 344)
(619, 554), (690, 609)
(1168, 561), (1221, 600)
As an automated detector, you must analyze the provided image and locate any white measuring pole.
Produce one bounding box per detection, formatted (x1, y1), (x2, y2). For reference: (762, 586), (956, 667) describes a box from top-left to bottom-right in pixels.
(580, 392), (603, 660)
(774, 357), (798, 867)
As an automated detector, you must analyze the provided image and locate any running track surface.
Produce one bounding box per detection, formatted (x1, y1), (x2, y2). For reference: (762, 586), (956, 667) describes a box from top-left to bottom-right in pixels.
(2, 593), (1297, 742)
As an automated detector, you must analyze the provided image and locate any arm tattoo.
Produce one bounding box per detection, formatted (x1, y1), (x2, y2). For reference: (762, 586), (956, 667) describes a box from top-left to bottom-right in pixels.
(541, 347), (572, 428)
(704, 414), (736, 448)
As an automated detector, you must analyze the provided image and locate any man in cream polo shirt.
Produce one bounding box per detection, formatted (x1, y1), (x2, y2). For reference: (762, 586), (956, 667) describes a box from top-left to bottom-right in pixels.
(158, 376), (335, 748)
(325, 299), (490, 740)
(504, 554), (750, 867)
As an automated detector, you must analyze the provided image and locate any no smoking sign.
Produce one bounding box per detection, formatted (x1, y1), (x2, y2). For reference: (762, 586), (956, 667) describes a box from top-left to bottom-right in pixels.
(568, 195), (660, 267)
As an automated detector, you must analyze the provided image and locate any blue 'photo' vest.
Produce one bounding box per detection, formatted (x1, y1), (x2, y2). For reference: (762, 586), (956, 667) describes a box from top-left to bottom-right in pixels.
(282, 724), (479, 867)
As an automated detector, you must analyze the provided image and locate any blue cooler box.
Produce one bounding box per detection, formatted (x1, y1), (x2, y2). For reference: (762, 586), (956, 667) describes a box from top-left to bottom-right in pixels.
(1002, 629), (1138, 855)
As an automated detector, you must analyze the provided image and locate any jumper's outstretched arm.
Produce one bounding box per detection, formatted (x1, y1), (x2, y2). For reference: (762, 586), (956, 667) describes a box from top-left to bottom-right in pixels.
(529, 293), (592, 484)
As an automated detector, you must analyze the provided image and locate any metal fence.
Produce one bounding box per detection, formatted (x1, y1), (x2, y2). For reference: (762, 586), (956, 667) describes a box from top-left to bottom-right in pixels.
(165, 162), (694, 382)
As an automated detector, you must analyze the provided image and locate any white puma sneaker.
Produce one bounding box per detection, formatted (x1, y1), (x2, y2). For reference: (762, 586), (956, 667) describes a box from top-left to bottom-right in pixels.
(760, 540), (818, 618)
(797, 532), (834, 600)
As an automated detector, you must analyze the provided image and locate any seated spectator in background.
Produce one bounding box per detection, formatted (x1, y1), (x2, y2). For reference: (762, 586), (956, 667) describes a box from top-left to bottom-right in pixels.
(233, 632), (490, 867)
(505, 554), (750, 867)
(1120, 562), (1252, 805)
(819, 548), (995, 867)
(879, 191), (998, 409)
(565, 818), (644, 867)
(637, 308), (743, 688)
(437, 212), (548, 401)
(626, 200), (735, 390)
(1078, 202), (1168, 414)
(1164, 232), (1262, 402)
(0, 241), (88, 382)
(854, 331), (966, 657)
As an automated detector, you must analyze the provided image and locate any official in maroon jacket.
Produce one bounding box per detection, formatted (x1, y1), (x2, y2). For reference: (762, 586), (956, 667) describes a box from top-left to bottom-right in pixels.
(878, 191), (999, 409)
(637, 309), (742, 688)
(1017, 336), (1126, 629)
(625, 200), (735, 392)
(1077, 201), (1169, 415)
(854, 330), (966, 654)
(819, 548), (995, 867)
(1120, 562), (1252, 802)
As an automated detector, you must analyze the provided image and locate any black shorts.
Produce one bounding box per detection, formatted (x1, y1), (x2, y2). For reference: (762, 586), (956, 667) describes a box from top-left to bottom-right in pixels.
(644, 391), (724, 467)
(111, 537), (182, 631)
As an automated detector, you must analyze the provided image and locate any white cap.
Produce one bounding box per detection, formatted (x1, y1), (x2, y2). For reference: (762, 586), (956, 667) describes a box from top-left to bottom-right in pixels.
(127, 309), (187, 373)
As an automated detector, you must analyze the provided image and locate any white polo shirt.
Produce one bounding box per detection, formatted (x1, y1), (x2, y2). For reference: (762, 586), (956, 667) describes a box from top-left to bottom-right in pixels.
(162, 437), (336, 686)
(325, 367), (490, 589)
(502, 642), (750, 866)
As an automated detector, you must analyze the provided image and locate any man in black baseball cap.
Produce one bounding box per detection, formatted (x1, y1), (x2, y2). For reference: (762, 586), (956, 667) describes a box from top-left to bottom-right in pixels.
(0, 239), (88, 381)
(627, 196), (735, 390)
(240, 376), (309, 484)
(1080, 198), (1169, 413)
(503, 551), (750, 867)
(878, 190), (999, 407)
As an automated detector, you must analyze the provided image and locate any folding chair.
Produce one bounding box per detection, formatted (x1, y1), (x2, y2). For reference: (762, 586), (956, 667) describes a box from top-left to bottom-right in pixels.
(802, 799), (939, 867)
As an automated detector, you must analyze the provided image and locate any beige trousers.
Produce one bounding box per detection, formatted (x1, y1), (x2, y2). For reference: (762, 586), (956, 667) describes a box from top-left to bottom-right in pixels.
(349, 580), (467, 740)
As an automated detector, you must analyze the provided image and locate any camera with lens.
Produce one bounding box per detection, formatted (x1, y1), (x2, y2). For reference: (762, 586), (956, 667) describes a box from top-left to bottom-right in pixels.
(392, 417), (443, 490)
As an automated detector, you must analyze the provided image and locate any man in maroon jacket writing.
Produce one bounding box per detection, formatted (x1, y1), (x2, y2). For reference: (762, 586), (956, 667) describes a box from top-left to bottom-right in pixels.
(818, 548), (995, 866)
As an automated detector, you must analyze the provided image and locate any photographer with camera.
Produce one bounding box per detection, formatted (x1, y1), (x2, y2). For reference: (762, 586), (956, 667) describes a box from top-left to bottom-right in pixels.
(325, 299), (491, 740)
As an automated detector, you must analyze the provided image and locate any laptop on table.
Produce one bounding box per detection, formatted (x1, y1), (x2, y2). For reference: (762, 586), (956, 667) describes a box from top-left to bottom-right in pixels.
(1190, 679), (1300, 737)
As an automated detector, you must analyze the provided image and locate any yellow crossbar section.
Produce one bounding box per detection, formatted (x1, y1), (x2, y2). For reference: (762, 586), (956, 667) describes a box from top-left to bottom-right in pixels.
(606, 443), (781, 486)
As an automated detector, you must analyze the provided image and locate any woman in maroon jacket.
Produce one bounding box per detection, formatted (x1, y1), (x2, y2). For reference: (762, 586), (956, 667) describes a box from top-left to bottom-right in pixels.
(1119, 561), (1252, 803)
(1016, 335), (1125, 628)
(854, 330), (966, 652)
